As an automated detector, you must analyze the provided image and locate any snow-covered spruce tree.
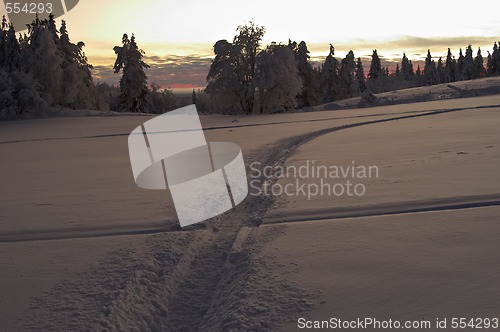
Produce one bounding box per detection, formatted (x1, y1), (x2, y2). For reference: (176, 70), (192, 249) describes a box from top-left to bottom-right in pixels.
(338, 50), (356, 100)
(289, 40), (320, 107)
(489, 42), (499, 76)
(493, 41), (500, 75)
(4, 24), (20, 73)
(1, 15), (103, 118)
(394, 64), (401, 78)
(59, 20), (94, 109)
(462, 45), (476, 80)
(456, 48), (464, 81)
(475, 47), (486, 78)
(355, 57), (366, 92)
(321, 44), (340, 103)
(436, 57), (445, 84)
(25, 20), (64, 105)
(401, 53), (414, 81)
(486, 51), (493, 76)
(0, 16), (6, 69)
(368, 49), (382, 80)
(444, 48), (456, 83)
(415, 65), (422, 86)
(45, 13), (59, 42)
(0, 20), (46, 119)
(113, 34), (150, 113)
(254, 43), (301, 113)
(423, 49), (437, 86)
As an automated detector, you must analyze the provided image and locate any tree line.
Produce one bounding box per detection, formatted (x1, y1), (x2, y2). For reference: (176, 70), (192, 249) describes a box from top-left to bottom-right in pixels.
(1, 18), (500, 119)
(0, 14), (104, 119)
(0, 15), (180, 119)
(197, 21), (500, 114)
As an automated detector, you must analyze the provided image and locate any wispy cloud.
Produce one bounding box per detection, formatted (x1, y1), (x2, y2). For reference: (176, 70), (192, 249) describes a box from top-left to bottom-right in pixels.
(92, 55), (213, 90)
(384, 36), (499, 51)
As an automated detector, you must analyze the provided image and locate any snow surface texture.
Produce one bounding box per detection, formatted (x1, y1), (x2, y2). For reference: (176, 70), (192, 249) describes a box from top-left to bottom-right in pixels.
(0, 91), (499, 331)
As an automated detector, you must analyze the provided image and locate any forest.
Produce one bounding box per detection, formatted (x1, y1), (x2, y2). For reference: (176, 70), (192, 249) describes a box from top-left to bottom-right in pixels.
(1, 17), (499, 119)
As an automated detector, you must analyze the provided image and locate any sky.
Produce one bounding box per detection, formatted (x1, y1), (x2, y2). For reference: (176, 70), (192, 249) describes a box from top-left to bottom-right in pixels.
(2, 0), (500, 91)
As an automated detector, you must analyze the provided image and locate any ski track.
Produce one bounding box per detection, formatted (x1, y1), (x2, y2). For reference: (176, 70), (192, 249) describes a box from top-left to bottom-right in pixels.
(266, 194), (500, 224)
(1, 195), (500, 243)
(10, 104), (500, 331)
(1, 104), (498, 145)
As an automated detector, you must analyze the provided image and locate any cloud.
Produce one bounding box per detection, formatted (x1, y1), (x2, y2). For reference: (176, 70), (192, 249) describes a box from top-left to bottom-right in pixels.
(92, 55), (212, 90)
(381, 36), (499, 51)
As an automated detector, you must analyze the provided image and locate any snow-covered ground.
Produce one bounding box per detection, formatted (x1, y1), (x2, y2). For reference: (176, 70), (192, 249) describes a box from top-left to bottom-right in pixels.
(317, 76), (500, 111)
(268, 96), (500, 222)
(0, 93), (499, 330)
(267, 206), (500, 331)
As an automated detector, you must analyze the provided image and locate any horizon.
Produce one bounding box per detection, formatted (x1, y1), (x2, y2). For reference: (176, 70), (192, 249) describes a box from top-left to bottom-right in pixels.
(2, 0), (499, 91)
